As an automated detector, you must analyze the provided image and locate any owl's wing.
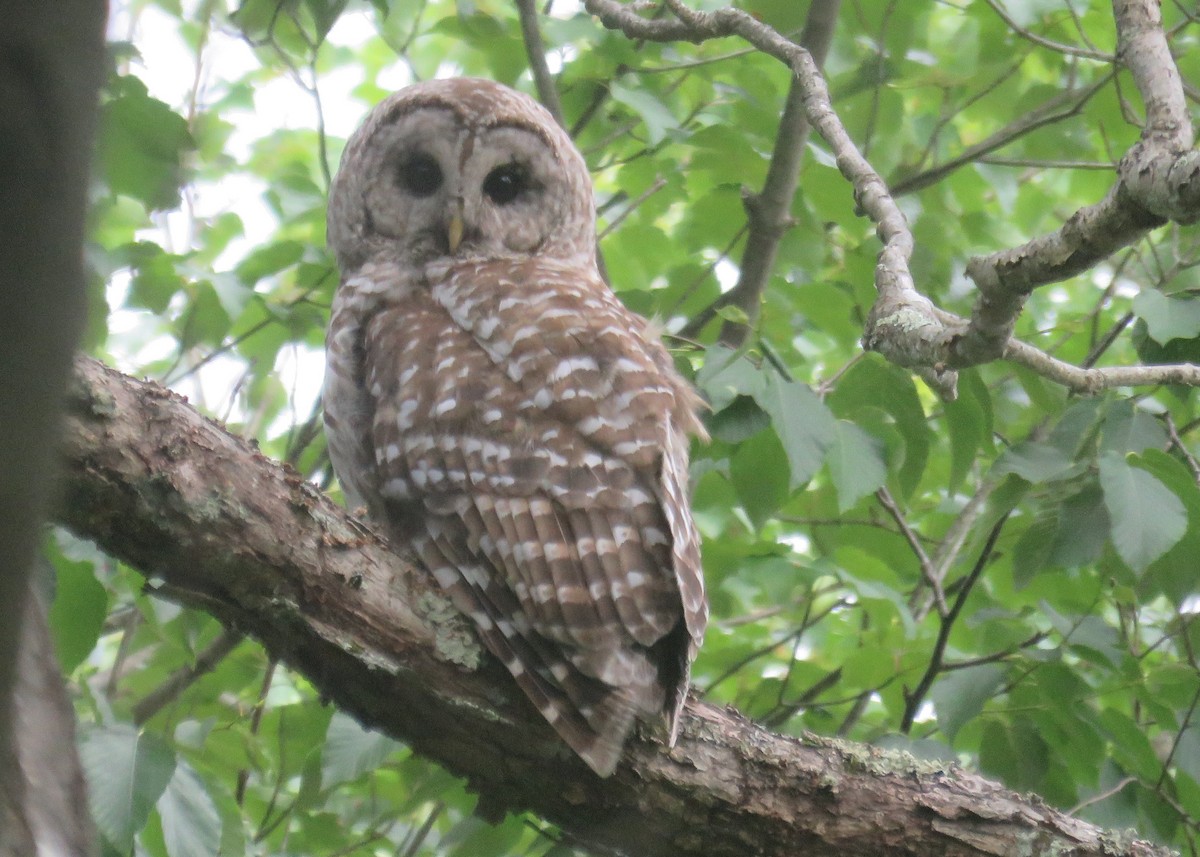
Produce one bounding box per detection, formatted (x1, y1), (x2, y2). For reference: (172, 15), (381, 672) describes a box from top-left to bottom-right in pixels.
(355, 260), (705, 775)
(428, 256), (708, 644)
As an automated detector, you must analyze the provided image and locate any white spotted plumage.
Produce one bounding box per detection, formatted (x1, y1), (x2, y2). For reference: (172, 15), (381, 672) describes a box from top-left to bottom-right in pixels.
(324, 78), (707, 776)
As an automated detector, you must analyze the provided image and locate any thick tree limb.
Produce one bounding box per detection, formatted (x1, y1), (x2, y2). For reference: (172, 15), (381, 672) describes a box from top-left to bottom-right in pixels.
(888, 0), (1200, 372)
(55, 355), (1175, 857)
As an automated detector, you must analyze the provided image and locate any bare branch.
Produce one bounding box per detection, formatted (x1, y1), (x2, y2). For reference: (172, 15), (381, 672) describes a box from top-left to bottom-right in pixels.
(885, 0), (1200, 375)
(890, 73), (1114, 198)
(515, 0), (567, 128)
(715, 0), (840, 347)
(901, 514), (1009, 734)
(982, 0), (1113, 61)
(1115, 0), (1200, 223)
(875, 487), (947, 618)
(131, 630), (243, 725)
(948, 182), (1166, 367)
(586, 1), (1200, 397)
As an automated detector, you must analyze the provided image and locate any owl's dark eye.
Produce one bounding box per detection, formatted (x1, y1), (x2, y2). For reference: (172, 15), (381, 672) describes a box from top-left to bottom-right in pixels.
(399, 154), (443, 197)
(483, 163), (529, 205)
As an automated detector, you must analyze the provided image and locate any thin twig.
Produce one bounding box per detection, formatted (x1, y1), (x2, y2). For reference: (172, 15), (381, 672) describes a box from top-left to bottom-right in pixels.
(901, 513), (1010, 733)
(132, 629), (242, 724)
(983, 0), (1113, 61)
(876, 487), (947, 618)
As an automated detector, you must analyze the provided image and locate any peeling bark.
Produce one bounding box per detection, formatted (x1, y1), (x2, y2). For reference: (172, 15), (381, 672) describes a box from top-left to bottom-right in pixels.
(55, 356), (1173, 857)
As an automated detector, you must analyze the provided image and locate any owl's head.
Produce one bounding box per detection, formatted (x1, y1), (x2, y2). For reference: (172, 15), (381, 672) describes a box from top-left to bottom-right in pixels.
(328, 78), (596, 272)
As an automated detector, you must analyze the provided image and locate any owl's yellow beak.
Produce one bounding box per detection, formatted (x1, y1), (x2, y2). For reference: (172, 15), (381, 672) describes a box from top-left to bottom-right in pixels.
(447, 212), (464, 254)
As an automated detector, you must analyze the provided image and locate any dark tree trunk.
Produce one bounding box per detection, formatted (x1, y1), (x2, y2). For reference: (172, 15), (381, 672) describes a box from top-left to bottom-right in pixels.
(0, 2), (106, 855)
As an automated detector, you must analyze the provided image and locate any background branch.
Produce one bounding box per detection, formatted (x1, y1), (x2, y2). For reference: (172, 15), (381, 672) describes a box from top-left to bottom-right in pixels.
(515, 0), (566, 128)
(713, 0), (840, 348)
(589, 0), (1200, 396)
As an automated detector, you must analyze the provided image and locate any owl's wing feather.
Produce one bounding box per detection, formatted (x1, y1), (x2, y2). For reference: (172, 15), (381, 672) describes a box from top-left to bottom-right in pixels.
(415, 521), (639, 776)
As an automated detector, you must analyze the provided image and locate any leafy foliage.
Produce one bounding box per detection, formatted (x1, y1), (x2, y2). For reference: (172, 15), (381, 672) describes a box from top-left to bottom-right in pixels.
(61, 0), (1200, 853)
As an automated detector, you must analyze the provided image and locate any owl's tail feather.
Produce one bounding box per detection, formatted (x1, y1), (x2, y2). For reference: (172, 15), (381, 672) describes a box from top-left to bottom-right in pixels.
(417, 527), (663, 776)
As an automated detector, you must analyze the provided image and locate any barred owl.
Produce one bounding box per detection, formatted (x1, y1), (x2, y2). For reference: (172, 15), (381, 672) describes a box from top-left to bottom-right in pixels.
(323, 77), (707, 776)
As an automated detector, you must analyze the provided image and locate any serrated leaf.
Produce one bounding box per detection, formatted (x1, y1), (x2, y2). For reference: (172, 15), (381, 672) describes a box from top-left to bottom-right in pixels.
(1099, 400), (1167, 456)
(944, 368), (992, 492)
(706, 395), (769, 444)
(321, 711), (402, 788)
(127, 244), (185, 314)
(609, 82), (677, 144)
(931, 663), (1005, 743)
(827, 420), (886, 512)
(755, 373), (836, 491)
(235, 240), (306, 285)
(1098, 452), (1187, 571)
(694, 346), (766, 412)
(303, 0), (350, 42)
(730, 428), (790, 527)
(1047, 482), (1109, 568)
(1011, 513), (1057, 588)
(826, 359), (929, 497)
(158, 761), (221, 857)
(80, 725), (176, 850)
(714, 304), (750, 325)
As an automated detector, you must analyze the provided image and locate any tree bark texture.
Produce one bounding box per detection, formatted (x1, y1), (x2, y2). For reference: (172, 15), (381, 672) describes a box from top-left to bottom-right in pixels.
(55, 356), (1173, 857)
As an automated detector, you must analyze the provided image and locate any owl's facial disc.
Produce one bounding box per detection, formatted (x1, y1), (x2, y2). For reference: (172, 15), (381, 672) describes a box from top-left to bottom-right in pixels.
(330, 82), (597, 272)
(370, 115), (579, 262)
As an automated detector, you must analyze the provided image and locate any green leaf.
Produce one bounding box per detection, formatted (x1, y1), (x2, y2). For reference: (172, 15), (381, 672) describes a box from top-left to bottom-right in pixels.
(1046, 481), (1109, 568)
(932, 663), (1005, 743)
(730, 428), (791, 527)
(235, 240), (307, 285)
(992, 441), (1073, 483)
(609, 82), (678, 144)
(827, 420), (887, 511)
(125, 243), (185, 314)
(827, 358), (929, 497)
(1097, 708), (1162, 781)
(1132, 289), (1200, 344)
(158, 761), (222, 857)
(303, 0), (350, 42)
(47, 548), (108, 673)
(1099, 400), (1166, 456)
(979, 718), (1049, 793)
(80, 725), (176, 850)
(706, 395), (770, 444)
(1011, 513), (1057, 587)
(100, 77), (193, 211)
(1133, 449), (1200, 604)
(320, 711), (402, 789)
(1098, 451), (1187, 571)
(943, 368), (993, 492)
(694, 346), (765, 412)
(755, 373), (836, 491)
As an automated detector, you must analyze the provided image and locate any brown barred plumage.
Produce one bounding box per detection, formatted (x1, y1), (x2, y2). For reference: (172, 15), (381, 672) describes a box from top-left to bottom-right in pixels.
(324, 78), (707, 776)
